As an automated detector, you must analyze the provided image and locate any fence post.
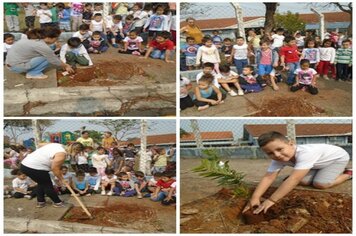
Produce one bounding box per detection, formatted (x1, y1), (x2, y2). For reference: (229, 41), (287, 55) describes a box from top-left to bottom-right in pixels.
(139, 119), (148, 174)
(31, 120), (40, 149)
(310, 7), (325, 41)
(231, 3), (246, 41)
(190, 119), (203, 148)
(286, 119), (296, 142)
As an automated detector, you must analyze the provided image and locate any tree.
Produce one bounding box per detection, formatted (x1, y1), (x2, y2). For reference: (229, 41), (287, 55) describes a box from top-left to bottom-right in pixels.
(88, 120), (141, 141)
(36, 120), (55, 142)
(274, 11), (306, 34)
(4, 120), (32, 144)
(263, 3), (278, 36)
(331, 2), (352, 35)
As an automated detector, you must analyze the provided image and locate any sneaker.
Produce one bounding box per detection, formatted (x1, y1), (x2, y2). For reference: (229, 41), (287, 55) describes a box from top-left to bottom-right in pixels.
(4, 194), (12, 199)
(26, 74), (48, 80)
(24, 195), (32, 200)
(112, 43), (119, 48)
(86, 193), (92, 196)
(228, 90), (238, 96)
(238, 89), (244, 96)
(107, 191), (113, 196)
(323, 75), (330, 80)
(344, 169), (352, 179)
(101, 190), (106, 195)
(36, 202), (46, 208)
(53, 202), (66, 208)
(137, 193), (143, 199)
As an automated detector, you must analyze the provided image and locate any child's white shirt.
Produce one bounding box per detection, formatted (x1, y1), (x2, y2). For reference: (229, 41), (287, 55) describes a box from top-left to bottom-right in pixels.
(101, 175), (117, 183)
(271, 34), (285, 48)
(144, 14), (169, 31)
(92, 154), (110, 168)
(59, 44), (93, 66)
(72, 31), (92, 42)
(148, 178), (157, 186)
(107, 20), (123, 32)
(4, 43), (12, 53)
(12, 177), (32, 192)
(319, 47), (336, 63)
(196, 45), (221, 64)
(217, 70), (238, 80)
(196, 71), (221, 88)
(123, 36), (143, 50)
(232, 44), (248, 60)
(91, 19), (104, 32)
(133, 10), (148, 27)
(36, 9), (52, 23)
(77, 152), (88, 165)
(180, 77), (191, 98)
(267, 144), (350, 172)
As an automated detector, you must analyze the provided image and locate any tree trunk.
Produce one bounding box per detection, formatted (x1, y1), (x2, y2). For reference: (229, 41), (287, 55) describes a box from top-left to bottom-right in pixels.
(264, 3), (278, 37)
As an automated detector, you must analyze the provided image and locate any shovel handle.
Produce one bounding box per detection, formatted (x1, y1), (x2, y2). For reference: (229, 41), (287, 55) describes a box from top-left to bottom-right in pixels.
(64, 181), (93, 218)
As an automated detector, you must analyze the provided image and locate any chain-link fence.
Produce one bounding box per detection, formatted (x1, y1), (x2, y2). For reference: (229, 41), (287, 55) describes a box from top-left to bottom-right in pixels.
(4, 119), (176, 175)
(180, 119), (352, 158)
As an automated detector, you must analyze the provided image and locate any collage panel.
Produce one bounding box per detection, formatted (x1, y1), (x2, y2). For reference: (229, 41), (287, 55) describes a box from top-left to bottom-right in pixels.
(4, 2), (176, 117)
(4, 119), (176, 233)
(180, 119), (352, 233)
(179, 2), (352, 117)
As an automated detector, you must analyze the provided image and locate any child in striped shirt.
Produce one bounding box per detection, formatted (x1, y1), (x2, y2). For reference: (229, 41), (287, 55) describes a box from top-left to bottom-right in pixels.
(335, 39), (352, 81)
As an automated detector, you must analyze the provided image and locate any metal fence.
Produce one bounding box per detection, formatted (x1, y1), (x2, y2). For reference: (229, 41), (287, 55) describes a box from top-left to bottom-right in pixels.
(180, 119), (352, 158)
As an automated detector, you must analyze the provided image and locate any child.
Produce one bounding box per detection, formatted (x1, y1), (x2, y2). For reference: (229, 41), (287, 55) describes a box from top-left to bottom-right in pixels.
(335, 39), (352, 81)
(92, 3), (103, 16)
(101, 168), (117, 195)
(243, 131), (351, 215)
(239, 65), (264, 93)
(11, 169), (37, 199)
(119, 30), (144, 55)
(122, 15), (135, 37)
(294, 31), (305, 52)
(85, 167), (101, 194)
(221, 38), (233, 64)
(54, 166), (72, 195)
(4, 33), (15, 63)
(72, 170), (90, 196)
(280, 36), (300, 85)
(152, 148), (168, 174)
(193, 74), (226, 111)
(180, 76), (194, 110)
(134, 171), (148, 199)
(151, 171), (176, 202)
(85, 31), (109, 54)
(73, 24), (92, 42)
(123, 143), (138, 169)
(36, 3), (52, 29)
(71, 2), (84, 31)
(217, 64), (244, 96)
(230, 37), (250, 75)
(131, 4), (149, 34)
(48, 3), (58, 28)
(4, 3), (20, 32)
(196, 62), (221, 90)
(60, 37), (93, 67)
(270, 28), (285, 51)
(147, 172), (162, 196)
(76, 131), (94, 147)
(82, 3), (93, 25)
(317, 39), (336, 80)
(22, 3), (36, 30)
(102, 132), (117, 150)
(255, 40), (280, 90)
(143, 4), (169, 44)
(301, 39), (320, 69)
(56, 3), (71, 32)
(90, 13), (106, 35)
(144, 31), (174, 63)
(212, 30), (223, 49)
(161, 181), (176, 206)
(196, 36), (221, 73)
(291, 59), (318, 95)
(92, 147), (111, 177)
(106, 15), (124, 48)
(77, 150), (89, 172)
(114, 172), (136, 197)
(181, 37), (200, 70)
(110, 148), (125, 172)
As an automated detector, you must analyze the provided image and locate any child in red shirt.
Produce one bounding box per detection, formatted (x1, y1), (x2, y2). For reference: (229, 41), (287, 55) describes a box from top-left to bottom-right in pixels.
(280, 36), (300, 85)
(143, 31), (174, 63)
(150, 171), (175, 202)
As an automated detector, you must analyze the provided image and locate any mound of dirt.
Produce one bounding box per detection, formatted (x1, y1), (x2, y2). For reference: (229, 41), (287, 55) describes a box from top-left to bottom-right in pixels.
(180, 188), (352, 233)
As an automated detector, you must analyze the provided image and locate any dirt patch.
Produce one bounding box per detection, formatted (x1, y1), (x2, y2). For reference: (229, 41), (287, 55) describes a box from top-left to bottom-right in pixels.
(57, 62), (148, 87)
(63, 203), (166, 232)
(180, 188), (352, 233)
(250, 97), (326, 117)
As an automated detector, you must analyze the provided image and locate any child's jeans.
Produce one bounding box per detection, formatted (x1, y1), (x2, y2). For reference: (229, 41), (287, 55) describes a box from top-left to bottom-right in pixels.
(9, 56), (49, 76)
(336, 63), (349, 80)
(65, 52), (89, 66)
(234, 58), (248, 75)
(286, 62), (299, 85)
(150, 49), (167, 60)
(317, 60), (336, 78)
(258, 64), (273, 76)
(113, 185), (136, 197)
(151, 191), (168, 202)
(107, 32), (123, 43)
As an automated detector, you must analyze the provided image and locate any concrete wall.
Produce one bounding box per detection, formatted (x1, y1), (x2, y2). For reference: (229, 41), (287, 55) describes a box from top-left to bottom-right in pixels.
(181, 145), (353, 159)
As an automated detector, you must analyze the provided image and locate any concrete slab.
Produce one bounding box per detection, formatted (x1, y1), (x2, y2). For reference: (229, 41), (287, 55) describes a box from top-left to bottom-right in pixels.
(4, 67), (58, 89)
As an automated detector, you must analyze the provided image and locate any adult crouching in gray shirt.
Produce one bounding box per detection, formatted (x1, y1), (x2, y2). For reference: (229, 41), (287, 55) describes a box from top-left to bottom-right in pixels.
(5, 27), (74, 80)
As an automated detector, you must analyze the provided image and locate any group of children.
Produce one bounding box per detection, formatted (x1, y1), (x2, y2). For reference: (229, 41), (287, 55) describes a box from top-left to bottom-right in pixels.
(4, 2), (176, 66)
(180, 28), (352, 111)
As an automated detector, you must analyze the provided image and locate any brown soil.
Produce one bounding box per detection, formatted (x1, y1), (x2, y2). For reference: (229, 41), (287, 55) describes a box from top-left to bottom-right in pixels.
(251, 97), (325, 117)
(63, 203), (167, 232)
(180, 188), (352, 233)
(57, 62), (148, 87)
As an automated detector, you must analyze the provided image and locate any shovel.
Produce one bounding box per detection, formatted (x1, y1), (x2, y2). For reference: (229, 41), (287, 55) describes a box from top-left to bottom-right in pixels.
(64, 182), (93, 219)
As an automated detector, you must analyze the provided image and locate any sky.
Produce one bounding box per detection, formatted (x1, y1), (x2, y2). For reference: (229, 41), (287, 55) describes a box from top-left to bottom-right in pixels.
(180, 2), (344, 20)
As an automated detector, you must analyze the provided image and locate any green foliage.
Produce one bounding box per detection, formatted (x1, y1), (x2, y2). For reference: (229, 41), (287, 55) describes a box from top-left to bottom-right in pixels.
(274, 11), (306, 33)
(192, 149), (250, 197)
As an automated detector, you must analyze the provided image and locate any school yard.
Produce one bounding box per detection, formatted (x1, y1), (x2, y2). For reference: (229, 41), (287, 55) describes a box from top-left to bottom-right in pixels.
(4, 176), (176, 233)
(180, 158), (352, 233)
(180, 76), (352, 117)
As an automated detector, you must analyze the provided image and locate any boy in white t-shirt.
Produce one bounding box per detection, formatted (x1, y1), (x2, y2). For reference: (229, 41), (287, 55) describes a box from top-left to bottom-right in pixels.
(196, 62), (221, 89)
(243, 131), (351, 215)
(218, 64), (244, 96)
(118, 30), (144, 55)
(270, 28), (285, 51)
(36, 3), (52, 29)
(11, 169), (37, 199)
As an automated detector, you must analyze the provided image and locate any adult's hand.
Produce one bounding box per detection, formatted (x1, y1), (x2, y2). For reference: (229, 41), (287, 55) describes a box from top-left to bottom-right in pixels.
(64, 64), (75, 74)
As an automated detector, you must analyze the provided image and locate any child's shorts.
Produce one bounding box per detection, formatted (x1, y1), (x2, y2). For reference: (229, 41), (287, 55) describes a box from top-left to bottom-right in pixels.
(185, 56), (196, 66)
(59, 21), (71, 31)
(301, 157), (349, 185)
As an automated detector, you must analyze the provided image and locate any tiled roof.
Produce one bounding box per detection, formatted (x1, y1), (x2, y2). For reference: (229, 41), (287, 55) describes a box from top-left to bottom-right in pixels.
(120, 134), (176, 146)
(181, 131), (234, 141)
(244, 124), (352, 138)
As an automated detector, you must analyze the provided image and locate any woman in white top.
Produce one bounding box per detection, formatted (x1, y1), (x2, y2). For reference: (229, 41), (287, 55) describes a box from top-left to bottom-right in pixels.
(20, 142), (84, 208)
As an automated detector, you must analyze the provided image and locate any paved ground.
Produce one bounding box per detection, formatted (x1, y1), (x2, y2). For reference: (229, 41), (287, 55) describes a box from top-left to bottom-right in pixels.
(180, 78), (352, 117)
(181, 158), (352, 205)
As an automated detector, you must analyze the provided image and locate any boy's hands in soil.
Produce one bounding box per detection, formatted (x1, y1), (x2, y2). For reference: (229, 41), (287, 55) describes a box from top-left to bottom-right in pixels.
(253, 199), (275, 214)
(242, 198), (260, 213)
